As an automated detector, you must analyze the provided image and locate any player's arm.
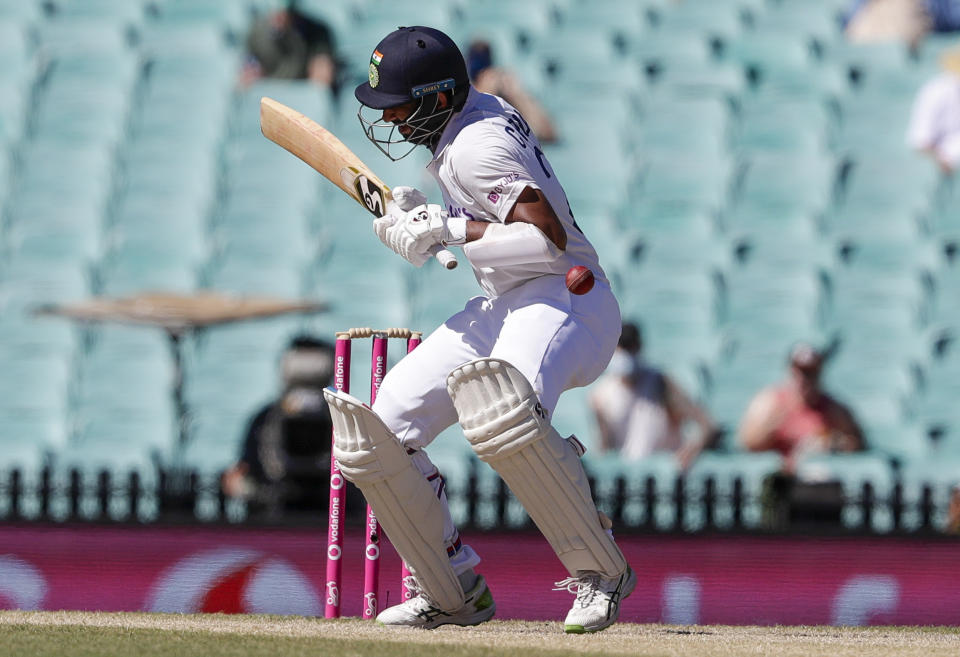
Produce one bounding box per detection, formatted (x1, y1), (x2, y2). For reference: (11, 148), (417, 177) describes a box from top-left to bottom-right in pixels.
(454, 186), (566, 247)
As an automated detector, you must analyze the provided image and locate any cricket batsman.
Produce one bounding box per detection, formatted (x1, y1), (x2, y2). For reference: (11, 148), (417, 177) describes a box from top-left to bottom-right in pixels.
(324, 25), (634, 633)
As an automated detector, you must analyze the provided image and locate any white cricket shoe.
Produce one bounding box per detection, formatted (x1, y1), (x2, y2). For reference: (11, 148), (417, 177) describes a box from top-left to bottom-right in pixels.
(376, 575), (495, 629)
(555, 566), (636, 633)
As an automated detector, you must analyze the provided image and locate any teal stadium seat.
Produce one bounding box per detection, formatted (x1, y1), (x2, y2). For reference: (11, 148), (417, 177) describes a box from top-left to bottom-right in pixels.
(735, 152), (839, 215)
(0, 440), (46, 520)
(151, 0), (250, 36)
(749, 3), (843, 44)
(0, 314), (80, 360)
(627, 30), (714, 74)
(751, 63), (849, 102)
(0, 0), (44, 23)
(584, 452), (682, 530)
(718, 266), (823, 332)
(683, 451), (783, 530)
(48, 440), (161, 522)
(794, 452), (896, 533)
(824, 40), (912, 81)
(898, 454), (960, 531)
(0, 409), (69, 452)
(633, 156), (734, 211)
(407, 253), (478, 330)
(650, 0), (746, 42)
(722, 33), (815, 77)
(54, 0), (148, 28)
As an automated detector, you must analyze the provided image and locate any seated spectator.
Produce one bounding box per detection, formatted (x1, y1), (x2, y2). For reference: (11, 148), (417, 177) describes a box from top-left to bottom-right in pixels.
(843, 0), (930, 45)
(738, 342), (866, 473)
(466, 39), (558, 144)
(589, 322), (717, 469)
(239, 0), (340, 93)
(844, 0), (960, 45)
(222, 335), (360, 519)
(906, 46), (960, 174)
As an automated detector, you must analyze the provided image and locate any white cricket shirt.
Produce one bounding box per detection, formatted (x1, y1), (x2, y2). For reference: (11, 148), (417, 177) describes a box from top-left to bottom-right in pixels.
(427, 88), (608, 298)
(906, 72), (960, 167)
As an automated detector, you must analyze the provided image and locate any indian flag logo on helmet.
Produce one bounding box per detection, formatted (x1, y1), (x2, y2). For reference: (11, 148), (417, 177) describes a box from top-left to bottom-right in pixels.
(369, 49), (383, 87)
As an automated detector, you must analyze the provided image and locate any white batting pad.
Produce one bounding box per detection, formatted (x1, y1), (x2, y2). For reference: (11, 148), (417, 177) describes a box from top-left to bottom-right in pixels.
(324, 388), (465, 611)
(447, 359), (627, 578)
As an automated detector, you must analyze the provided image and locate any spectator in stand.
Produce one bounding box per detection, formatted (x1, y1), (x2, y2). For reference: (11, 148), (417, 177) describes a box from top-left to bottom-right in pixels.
(843, 0), (960, 46)
(465, 39), (558, 144)
(239, 0), (340, 93)
(738, 342), (866, 472)
(843, 0), (931, 45)
(906, 46), (960, 174)
(589, 322), (717, 469)
(221, 335), (359, 518)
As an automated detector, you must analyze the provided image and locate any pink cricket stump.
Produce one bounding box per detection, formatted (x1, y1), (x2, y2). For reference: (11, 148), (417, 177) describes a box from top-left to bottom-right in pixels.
(324, 335), (352, 618)
(400, 334), (421, 601)
(361, 334), (388, 619)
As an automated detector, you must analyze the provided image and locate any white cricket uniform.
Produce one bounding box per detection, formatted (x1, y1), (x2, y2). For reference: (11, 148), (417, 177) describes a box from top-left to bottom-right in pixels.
(906, 73), (960, 168)
(372, 88), (621, 451)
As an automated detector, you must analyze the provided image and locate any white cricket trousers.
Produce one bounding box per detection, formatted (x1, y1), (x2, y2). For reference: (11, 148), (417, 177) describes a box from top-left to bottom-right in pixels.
(370, 273), (620, 569)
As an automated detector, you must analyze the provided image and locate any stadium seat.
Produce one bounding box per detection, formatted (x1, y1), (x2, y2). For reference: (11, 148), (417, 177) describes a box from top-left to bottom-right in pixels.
(749, 4), (842, 44)
(718, 266), (823, 329)
(0, 0), (44, 23)
(649, 1), (746, 42)
(824, 40), (911, 81)
(0, 440), (46, 520)
(722, 33), (815, 76)
(48, 441), (161, 522)
(36, 18), (133, 56)
(627, 30), (714, 74)
(751, 63), (849, 101)
(897, 454), (960, 531)
(648, 63), (748, 100)
(54, 0), (148, 27)
(734, 152), (838, 215)
(683, 451), (784, 530)
(585, 451), (683, 529)
(794, 452), (896, 532)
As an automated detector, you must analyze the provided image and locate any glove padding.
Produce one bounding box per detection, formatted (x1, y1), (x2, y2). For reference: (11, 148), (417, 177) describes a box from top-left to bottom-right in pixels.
(390, 185), (428, 212)
(390, 186), (466, 244)
(374, 203), (446, 267)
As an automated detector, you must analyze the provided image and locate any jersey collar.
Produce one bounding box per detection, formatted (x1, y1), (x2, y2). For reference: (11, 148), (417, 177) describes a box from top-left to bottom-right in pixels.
(430, 86), (482, 162)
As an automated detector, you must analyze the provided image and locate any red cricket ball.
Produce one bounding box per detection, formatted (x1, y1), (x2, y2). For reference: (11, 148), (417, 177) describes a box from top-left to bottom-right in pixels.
(565, 265), (595, 295)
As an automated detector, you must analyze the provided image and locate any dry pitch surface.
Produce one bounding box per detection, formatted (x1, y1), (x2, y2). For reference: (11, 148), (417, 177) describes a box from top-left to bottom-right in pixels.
(2, 611), (958, 657)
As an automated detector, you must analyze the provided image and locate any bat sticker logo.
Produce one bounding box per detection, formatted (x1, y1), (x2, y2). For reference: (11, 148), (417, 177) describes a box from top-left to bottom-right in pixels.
(341, 167), (386, 217)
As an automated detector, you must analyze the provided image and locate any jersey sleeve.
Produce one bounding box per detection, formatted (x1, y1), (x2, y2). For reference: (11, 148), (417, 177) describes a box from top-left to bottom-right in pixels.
(906, 79), (945, 150)
(448, 122), (540, 222)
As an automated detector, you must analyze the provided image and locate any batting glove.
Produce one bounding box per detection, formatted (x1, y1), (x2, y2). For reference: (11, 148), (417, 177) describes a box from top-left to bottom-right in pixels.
(373, 203), (441, 267)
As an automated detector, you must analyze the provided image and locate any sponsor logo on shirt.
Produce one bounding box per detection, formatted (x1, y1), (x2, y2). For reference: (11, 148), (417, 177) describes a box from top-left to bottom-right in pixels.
(487, 172), (522, 203)
(448, 205), (477, 220)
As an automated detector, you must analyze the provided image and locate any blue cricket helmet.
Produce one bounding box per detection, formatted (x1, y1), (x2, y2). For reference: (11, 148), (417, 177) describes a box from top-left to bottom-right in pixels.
(355, 26), (468, 109)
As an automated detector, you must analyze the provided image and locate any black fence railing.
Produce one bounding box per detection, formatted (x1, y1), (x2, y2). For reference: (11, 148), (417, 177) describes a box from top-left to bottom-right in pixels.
(0, 463), (956, 537)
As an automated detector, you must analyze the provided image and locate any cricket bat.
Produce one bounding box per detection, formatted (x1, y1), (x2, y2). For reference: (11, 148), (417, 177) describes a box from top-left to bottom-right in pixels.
(259, 96), (458, 269)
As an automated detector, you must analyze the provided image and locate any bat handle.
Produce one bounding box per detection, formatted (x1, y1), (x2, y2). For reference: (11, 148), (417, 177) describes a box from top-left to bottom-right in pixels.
(429, 244), (458, 270)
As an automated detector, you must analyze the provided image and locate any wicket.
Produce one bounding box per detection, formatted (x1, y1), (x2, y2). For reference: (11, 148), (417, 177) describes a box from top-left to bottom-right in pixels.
(325, 327), (421, 619)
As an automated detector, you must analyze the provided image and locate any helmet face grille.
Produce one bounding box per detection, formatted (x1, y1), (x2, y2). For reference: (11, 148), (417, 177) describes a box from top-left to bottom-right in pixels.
(357, 95), (455, 162)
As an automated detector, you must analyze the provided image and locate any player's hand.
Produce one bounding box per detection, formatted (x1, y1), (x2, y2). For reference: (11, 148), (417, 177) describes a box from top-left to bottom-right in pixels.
(389, 188), (467, 244)
(391, 186), (428, 212)
(373, 203), (445, 267)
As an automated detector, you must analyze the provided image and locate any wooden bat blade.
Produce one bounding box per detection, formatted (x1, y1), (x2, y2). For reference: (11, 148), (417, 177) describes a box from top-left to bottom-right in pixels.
(260, 96), (392, 216)
(260, 96), (457, 269)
